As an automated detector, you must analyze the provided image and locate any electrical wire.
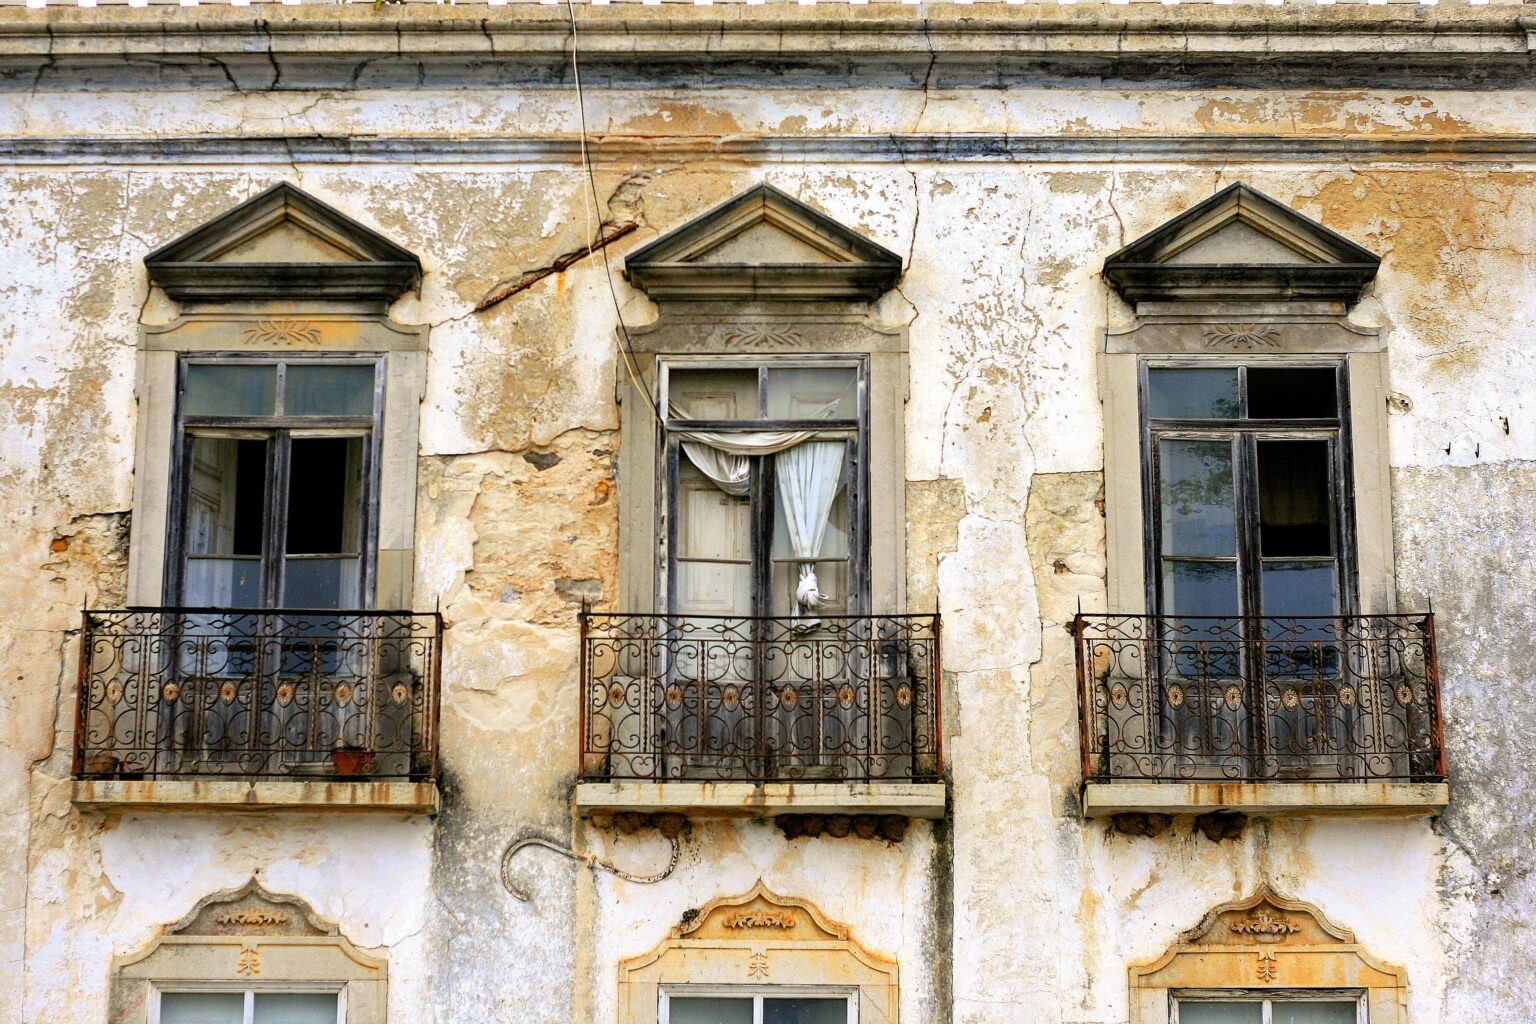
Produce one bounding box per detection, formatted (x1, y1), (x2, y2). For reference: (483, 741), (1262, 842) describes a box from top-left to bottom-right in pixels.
(564, 0), (664, 427)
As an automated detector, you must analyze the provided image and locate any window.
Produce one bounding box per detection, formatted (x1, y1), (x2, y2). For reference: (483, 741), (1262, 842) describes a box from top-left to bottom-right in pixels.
(171, 356), (381, 611)
(1143, 361), (1352, 625)
(663, 361), (865, 619)
(1173, 992), (1364, 1024)
(156, 990), (343, 1024)
(661, 987), (856, 1024)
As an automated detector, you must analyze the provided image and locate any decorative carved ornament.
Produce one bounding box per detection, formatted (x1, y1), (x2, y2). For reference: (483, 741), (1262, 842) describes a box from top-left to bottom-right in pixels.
(723, 909), (796, 931)
(1202, 324), (1282, 350)
(243, 319), (322, 345)
(217, 910), (290, 927)
(1126, 886), (1408, 1024)
(618, 882), (898, 1024)
(724, 327), (805, 349)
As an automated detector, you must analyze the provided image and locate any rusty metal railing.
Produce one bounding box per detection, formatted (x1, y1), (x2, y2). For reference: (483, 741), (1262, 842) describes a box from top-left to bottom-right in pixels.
(73, 608), (441, 781)
(1075, 613), (1445, 784)
(579, 612), (941, 783)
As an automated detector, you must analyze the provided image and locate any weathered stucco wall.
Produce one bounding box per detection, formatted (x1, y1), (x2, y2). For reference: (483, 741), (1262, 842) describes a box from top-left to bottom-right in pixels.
(2, 10), (1533, 1019)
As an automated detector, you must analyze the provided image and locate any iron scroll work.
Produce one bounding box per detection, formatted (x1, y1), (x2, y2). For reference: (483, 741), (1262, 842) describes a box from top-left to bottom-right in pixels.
(1075, 613), (1444, 783)
(580, 613), (941, 783)
(74, 608), (441, 780)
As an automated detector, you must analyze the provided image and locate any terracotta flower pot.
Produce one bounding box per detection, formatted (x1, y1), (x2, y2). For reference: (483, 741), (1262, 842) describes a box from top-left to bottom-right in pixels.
(331, 749), (377, 777)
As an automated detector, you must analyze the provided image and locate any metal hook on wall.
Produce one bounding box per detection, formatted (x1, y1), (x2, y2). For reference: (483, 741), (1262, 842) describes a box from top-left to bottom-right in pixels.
(500, 832), (681, 903)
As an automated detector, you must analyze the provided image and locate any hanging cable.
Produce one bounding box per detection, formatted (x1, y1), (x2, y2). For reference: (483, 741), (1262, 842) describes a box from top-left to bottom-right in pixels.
(564, 0), (664, 427)
(501, 832), (681, 903)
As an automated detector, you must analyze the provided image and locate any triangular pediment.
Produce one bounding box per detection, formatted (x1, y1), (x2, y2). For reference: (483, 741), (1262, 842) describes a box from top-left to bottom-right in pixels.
(1104, 183), (1379, 303)
(625, 184), (904, 301)
(145, 182), (421, 303)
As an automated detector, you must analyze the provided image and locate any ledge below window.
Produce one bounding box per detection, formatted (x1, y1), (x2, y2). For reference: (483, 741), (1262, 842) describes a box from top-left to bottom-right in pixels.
(575, 781), (947, 820)
(71, 778), (439, 814)
(1080, 780), (1449, 818)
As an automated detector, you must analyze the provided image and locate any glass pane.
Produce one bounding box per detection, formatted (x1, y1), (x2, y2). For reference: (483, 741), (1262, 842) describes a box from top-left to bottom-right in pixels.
(668, 368), (759, 420)
(285, 364), (376, 417)
(764, 998), (849, 1024)
(1248, 366), (1338, 419)
(1158, 439), (1236, 557)
(1146, 367), (1239, 419)
(160, 992), (245, 1024)
(765, 367), (858, 420)
(669, 997), (755, 1024)
(188, 437), (267, 556)
(185, 363), (276, 417)
(1258, 440), (1332, 557)
(1273, 1001), (1358, 1024)
(676, 459), (752, 616)
(1262, 562), (1338, 618)
(185, 558), (262, 606)
(1177, 1002), (1263, 1024)
(286, 438), (364, 555)
(1162, 561), (1239, 618)
(253, 993), (340, 1024)
(282, 557), (361, 610)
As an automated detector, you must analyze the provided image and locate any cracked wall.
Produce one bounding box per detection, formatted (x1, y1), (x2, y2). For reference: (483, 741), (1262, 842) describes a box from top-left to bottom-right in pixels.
(1, 66), (1535, 1024)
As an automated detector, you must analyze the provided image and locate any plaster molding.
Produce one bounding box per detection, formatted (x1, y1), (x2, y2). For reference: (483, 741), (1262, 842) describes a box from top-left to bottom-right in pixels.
(1127, 887), (1408, 1024)
(2, 6), (1534, 89)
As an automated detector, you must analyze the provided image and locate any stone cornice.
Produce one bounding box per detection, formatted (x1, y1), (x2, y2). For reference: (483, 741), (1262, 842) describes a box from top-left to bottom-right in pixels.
(7, 133), (1536, 166)
(0, 6), (1533, 89)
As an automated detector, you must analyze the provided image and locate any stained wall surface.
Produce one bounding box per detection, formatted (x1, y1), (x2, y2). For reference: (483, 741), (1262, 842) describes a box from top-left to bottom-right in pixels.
(1, 7), (1530, 1023)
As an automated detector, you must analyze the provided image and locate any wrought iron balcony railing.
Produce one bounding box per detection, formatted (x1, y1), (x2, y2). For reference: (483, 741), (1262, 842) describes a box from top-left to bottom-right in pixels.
(579, 612), (941, 783)
(74, 608), (442, 781)
(1075, 613), (1445, 784)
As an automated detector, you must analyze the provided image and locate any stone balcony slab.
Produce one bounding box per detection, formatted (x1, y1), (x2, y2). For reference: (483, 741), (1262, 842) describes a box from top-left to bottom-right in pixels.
(575, 781), (947, 820)
(1080, 780), (1449, 818)
(71, 778), (440, 814)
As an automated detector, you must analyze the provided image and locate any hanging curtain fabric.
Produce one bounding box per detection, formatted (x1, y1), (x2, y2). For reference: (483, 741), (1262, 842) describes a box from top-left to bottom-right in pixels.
(677, 428), (818, 497)
(774, 440), (847, 623)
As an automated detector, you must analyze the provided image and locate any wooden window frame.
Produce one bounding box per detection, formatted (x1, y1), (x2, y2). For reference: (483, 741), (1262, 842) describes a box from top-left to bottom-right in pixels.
(657, 356), (872, 619)
(1138, 356), (1359, 623)
(1170, 988), (1367, 1024)
(164, 352), (386, 611)
(148, 983), (347, 1024)
(658, 984), (859, 1024)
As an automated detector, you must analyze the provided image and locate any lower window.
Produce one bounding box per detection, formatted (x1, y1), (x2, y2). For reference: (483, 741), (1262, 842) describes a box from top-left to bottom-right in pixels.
(1175, 991), (1364, 1024)
(157, 990), (343, 1024)
(662, 987), (855, 1024)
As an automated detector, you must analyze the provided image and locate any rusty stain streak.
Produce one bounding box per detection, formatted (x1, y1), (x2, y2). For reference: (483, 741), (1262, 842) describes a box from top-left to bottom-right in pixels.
(474, 222), (638, 312)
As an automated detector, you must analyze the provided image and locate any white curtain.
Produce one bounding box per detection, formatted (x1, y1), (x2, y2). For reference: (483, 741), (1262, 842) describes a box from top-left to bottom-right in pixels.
(678, 429), (816, 497)
(775, 440), (847, 621)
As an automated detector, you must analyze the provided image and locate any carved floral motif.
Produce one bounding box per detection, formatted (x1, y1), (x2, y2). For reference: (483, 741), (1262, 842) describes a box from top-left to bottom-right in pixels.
(1255, 947), (1280, 981)
(748, 951), (770, 979)
(1203, 324), (1282, 350)
(724, 909), (797, 930)
(243, 320), (322, 345)
(1231, 911), (1301, 941)
(236, 943), (261, 976)
(723, 327), (805, 349)
(217, 910), (290, 927)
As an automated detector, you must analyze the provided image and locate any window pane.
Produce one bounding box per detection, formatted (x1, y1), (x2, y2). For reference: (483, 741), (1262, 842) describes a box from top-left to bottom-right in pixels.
(253, 993), (340, 1024)
(1258, 440), (1332, 557)
(189, 438), (267, 557)
(1262, 562), (1338, 618)
(285, 438), (364, 555)
(282, 557), (361, 610)
(1162, 561), (1240, 618)
(763, 998), (848, 1024)
(1273, 1001), (1358, 1024)
(1177, 1002), (1263, 1024)
(668, 368), (759, 420)
(285, 364), (376, 417)
(185, 558), (262, 607)
(676, 460), (751, 616)
(185, 363), (276, 417)
(1146, 368), (1239, 419)
(765, 367), (857, 420)
(669, 997), (754, 1024)
(1158, 439), (1236, 557)
(1248, 366), (1338, 419)
(160, 992), (245, 1024)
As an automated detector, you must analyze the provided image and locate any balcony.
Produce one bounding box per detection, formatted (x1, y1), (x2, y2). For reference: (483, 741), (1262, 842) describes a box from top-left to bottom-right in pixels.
(575, 613), (946, 820)
(1075, 613), (1448, 817)
(71, 608), (441, 813)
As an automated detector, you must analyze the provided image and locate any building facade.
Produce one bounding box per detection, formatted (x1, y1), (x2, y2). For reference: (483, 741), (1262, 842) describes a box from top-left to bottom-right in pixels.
(0, 3), (1529, 1022)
